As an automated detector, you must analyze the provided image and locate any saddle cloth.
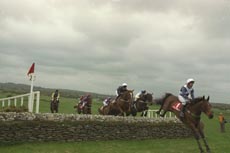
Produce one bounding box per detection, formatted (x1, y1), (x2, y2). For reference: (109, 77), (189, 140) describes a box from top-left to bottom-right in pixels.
(171, 101), (182, 111)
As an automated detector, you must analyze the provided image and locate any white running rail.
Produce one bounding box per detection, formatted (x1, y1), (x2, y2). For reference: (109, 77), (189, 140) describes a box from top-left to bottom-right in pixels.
(147, 109), (175, 118)
(0, 91), (40, 113)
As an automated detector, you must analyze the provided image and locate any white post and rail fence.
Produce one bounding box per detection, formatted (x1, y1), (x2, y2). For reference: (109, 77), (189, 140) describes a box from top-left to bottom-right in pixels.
(0, 91), (40, 113)
(147, 109), (175, 118)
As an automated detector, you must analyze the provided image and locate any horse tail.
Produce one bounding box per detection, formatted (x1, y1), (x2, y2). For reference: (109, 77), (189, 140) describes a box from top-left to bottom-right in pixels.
(162, 93), (173, 105)
(156, 93), (173, 106)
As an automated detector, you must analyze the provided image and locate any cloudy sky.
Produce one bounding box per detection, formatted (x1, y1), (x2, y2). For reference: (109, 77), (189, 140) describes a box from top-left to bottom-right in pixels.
(0, 0), (230, 103)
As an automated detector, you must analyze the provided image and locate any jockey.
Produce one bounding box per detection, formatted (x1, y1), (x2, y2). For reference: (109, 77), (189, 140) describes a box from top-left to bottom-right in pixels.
(134, 90), (147, 101)
(115, 83), (128, 100)
(178, 78), (195, 117)
(80, 94), (90, 109)
(133, 90), (147, 108)
(103, 97), (112, 106)
(51, 90), (60, 103)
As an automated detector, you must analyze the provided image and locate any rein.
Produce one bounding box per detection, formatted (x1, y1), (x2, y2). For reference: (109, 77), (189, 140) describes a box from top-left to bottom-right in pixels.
(120, 99), (132, 103)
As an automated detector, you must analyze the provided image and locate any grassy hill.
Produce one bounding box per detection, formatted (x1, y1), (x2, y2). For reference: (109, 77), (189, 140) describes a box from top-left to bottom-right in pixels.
(0, 82), (113, 100)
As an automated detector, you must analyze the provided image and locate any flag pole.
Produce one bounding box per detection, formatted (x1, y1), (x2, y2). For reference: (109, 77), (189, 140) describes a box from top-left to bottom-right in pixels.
(29, 74), (34, 112)
(27, 63), (35, 112)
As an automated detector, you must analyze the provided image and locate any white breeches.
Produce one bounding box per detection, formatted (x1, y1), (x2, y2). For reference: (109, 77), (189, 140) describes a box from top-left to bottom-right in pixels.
(178, 95), (187, 105)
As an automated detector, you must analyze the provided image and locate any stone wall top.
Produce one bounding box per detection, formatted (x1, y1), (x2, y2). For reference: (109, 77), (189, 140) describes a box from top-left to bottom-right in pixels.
(0, 112), (181, 123)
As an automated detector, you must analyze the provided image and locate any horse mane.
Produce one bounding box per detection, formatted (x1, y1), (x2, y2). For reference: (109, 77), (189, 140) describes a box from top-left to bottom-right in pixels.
(191, 97), (204, 104)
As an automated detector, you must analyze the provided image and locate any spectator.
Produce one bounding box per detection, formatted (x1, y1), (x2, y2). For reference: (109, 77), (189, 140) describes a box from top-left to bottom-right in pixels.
(218, 112), (226, 133)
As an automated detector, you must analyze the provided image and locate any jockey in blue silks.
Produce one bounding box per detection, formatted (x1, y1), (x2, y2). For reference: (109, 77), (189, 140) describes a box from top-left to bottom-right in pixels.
(178, 78), (195, 117)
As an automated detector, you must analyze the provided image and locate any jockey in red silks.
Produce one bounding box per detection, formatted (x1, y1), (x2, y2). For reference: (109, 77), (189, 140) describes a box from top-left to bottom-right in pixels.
(80, 94), (91, 109)
(103, 97), (112, 106)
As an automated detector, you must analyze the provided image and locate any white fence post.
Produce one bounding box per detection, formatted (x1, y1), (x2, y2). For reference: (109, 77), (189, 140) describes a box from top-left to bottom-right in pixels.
(35, 91), (40, 113)
(21, 97), (24, 106)
(0, 91), (40, 113)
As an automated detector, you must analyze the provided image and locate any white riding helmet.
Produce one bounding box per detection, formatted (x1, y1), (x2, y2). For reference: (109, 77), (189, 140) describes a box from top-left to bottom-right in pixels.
(122, 83), (128, 87)
(187, 78), (195, 84)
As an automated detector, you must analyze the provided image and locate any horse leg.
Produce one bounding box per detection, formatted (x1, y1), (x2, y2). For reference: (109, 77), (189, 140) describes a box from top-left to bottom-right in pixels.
(159, 110), (167, 117)
(130, 108), (137, 116)
(198, 124), (211, 153)
(140, 111), (144, 116)
(191, 126), (204, 153)
(156, 105), (163, 115)
(159, 101), (171, 117)
(144, 110), (148, 117)
(56, 103), (59, 113)
(143, 107), (149, 117)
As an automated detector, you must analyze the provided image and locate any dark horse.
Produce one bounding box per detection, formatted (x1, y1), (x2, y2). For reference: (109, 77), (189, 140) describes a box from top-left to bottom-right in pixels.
(74, 96), (92, 114)
(50, 97), (59, 113)
(156, 93), (213, 153)
(131, 93), (153, 116)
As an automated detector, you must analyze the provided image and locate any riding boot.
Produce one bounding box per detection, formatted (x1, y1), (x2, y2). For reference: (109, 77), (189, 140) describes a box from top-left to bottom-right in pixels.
(180, 105), (186, 117)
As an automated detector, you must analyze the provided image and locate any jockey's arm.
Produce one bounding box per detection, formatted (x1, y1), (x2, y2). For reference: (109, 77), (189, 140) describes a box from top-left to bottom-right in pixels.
(191, 89), (195, 99)
(103, 100), (107, 106)
(57, 93), (60, 100)
(51, 93), (54, 101)
(179, 87), (189, 100)
(134, 93), (140, 101)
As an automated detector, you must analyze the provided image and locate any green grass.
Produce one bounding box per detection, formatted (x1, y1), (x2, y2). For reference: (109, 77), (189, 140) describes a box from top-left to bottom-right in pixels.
(1, 91), (230, 152)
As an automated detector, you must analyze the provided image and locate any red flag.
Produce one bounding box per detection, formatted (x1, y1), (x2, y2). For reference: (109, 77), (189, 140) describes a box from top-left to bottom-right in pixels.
(27, 63), (35, 76)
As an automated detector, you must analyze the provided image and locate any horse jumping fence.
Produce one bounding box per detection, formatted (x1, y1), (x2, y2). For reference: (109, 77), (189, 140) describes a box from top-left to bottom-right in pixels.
(0, 91), (40, 113)
(147, 109), (175, 118)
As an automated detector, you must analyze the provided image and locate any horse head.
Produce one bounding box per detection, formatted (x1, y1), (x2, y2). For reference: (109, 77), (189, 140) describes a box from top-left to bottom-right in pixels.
(144, 93), (154, 104)
(191, 96), (213, 119)
(201, 96), (213, 119)
(120, 90), (134, 101)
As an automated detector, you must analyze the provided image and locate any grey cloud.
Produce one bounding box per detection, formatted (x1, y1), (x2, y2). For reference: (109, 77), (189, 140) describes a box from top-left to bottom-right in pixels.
(0, 0), (230, 103)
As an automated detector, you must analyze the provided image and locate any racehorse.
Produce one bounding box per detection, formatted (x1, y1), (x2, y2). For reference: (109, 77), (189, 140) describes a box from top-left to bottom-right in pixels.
(156, 93), (213, 153)
(98, 99), (121, 116)
(74, 96), (92, 114)
(131, 93), (153, 116)
(50, 97), (59, 113)
(116, 90), (134, 116)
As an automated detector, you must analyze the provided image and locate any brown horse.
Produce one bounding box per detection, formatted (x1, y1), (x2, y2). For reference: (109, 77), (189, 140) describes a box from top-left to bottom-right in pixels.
(74, 96), (92, 114)
(116, 90), (134, 116)
(131, 93), (153, 116)
(50, 97), (59, 113)
(98, 99), (121, 116)
(156, 93), (213, 153)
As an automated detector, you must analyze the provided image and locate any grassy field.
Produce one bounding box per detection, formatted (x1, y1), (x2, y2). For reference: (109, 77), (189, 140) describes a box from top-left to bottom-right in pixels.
(0, 91), (230, 153)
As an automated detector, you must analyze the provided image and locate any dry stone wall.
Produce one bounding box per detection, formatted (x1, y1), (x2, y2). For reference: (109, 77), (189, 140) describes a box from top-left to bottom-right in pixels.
(0, 112), (193, 143)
